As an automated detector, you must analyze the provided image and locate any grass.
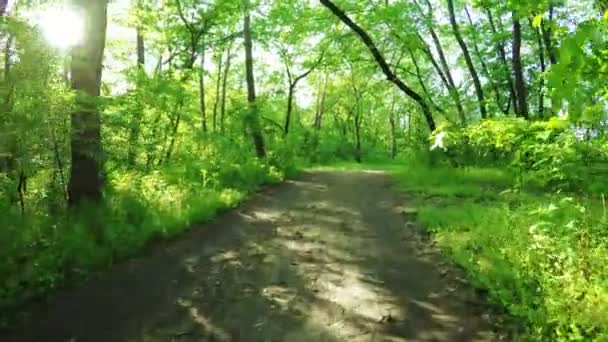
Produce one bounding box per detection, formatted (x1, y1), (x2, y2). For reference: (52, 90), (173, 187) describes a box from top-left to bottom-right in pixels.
(321, 158), (608, 341)
(0, 156), (295, 329)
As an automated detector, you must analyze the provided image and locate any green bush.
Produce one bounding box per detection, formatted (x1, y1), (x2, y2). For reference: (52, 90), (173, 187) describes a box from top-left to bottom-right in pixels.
(392, 161), (608, 340)
(0, 136), (295, 325)
(430, 118), (608, 192)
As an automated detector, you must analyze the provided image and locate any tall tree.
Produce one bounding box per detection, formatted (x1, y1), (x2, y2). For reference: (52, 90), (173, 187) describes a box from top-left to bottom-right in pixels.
(127, 0), (146, 166)
(68, 0), (108, 206)
(541, 5), (558, 65)
(464, 5), (506, 115)
(319, 0), (436, 131)
(447, 0), (487, 119)
(242, 0), (266, 158)
(485, 6), (517, 114)
(512, 12), (529, 119)
(281, 51), (323, 136)
(219, 40), (233, 133)
(532, 19), (546, 118)
(415, 0), (466, 124)
(407, 46), (446, 116)
(212, 47), (223, 131)
(199, 42), (207, 132)
(313, 71), (328, 130)
(349, 67), (363, 163)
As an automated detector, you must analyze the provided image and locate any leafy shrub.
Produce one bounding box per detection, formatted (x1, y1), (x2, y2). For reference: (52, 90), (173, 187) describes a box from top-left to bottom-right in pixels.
(0, 134), (295, 325)
(394, 161), (608, 340)
(430, 118), (608, 192)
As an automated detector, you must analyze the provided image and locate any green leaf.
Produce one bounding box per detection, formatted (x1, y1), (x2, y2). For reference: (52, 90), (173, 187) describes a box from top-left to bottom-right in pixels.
(532, 14), (543, 28)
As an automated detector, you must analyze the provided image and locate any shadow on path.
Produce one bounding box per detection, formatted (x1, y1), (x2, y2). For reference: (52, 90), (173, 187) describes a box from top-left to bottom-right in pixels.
(2, 171), (502, 342)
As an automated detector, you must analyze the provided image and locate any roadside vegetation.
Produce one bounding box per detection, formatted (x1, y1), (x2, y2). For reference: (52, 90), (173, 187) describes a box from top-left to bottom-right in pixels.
(1, 0), (607, 339)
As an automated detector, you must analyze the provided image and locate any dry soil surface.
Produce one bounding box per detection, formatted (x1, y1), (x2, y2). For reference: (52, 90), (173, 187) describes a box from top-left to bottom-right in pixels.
(2, 170), (505, 342)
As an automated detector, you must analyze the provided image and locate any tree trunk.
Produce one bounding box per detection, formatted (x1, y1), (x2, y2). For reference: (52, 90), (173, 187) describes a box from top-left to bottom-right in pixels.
(541, 6), (558, 65)
(285, 84), (295, 136)
(419, 41), (450, 93)
(354, 111), (362, 163)
(408, 47), (445, 115)
(512, 13), (529, 119)
(465, 5), (504, 116)
(314, 72), (328, 130)
(389, 98), (397, 159)
(283, 53), (322, 136)
(486, 7), (517, 115)
(416, 0), (466, 124)
(212, 48), (223, 131)
(127, 6), (145, 166)
(320, 0), (436, 131)
(243, 0), (266, 158)
(136, 30), (145, 68)
(199, 42), (207, 132)
(220, 41), (233, 133)
(447, 0), (487, 119)
(533, 21), (546, 118)
(68, 0), (108, 206)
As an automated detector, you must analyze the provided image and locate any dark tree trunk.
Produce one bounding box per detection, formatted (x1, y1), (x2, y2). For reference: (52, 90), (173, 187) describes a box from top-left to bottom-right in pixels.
(283, 53), (322, 136)
(354, 112), (362, 163)
(512, 13), (529, 119)
(389, 97), (397, 159)
(320, 0), (436, 131)
(416, 0), (465, 124)
(285, 84), (295, 136)
(220, 41), (233, 133)
(542, 6), (558, 65)
(532, 20), (546, 119)
(314, 73), (328, 130)
(136, 33), (145, 64)
(417, 37), (450, 93)
(164, 112), (181, 162)
(348, 69), (363, 163)
(486, 7), (518, 115)
(160, 63), (197, 165)
(465, 5), (504, 116)
(541, 6), (559, 116)
(243, 0), (266, 158)
(447, 0), (487, 119)
(408, 47), (445, 115)
(68, 0), (108, 206)
(212, 48), (223, 131)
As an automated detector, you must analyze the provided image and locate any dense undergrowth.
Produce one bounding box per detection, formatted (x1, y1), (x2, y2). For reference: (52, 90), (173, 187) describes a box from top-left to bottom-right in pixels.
(0, 135), (299, 327)
(2, 0), (607, 338)
(321, 118), (608, 340)
(392, 161), (608, 341)
(381, 120), (608, 341)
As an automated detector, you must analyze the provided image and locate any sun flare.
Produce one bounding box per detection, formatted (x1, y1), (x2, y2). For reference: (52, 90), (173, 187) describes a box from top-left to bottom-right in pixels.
(31, 6), (85, 50)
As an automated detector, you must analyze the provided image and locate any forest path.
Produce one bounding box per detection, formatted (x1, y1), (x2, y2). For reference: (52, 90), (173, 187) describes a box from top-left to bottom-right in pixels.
(4, 170), (502, 342)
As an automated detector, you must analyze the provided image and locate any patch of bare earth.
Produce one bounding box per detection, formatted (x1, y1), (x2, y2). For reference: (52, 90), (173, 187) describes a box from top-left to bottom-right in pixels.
(1, 171), (506, 342)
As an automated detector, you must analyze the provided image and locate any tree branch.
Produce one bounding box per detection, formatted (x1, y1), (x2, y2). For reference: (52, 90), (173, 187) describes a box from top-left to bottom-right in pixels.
(319, 0), (436, 131)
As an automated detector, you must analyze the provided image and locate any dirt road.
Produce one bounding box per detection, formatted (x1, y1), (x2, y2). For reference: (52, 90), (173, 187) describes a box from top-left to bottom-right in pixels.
(2, 170), (502, 341)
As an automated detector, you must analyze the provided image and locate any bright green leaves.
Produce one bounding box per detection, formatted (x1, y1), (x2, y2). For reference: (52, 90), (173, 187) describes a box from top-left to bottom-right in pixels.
(548, 21), (607, 123)
(532, 13), (543, 28)
(431, 117), (608, 192)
